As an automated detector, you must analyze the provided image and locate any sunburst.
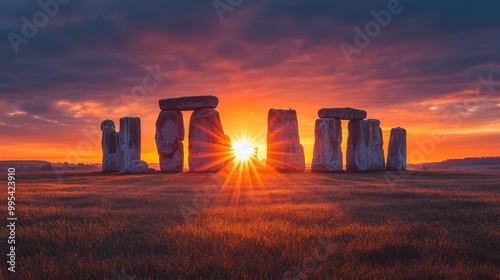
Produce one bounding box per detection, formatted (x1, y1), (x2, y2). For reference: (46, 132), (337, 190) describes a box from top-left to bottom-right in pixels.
(232, 139), (255, 162)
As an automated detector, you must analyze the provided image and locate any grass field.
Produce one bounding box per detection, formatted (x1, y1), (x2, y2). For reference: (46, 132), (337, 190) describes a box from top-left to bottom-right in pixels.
(1, 169), (499, 279)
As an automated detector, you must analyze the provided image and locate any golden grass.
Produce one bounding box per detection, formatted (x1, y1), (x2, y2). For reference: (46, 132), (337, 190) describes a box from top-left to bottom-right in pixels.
(1, 170), (499, 279)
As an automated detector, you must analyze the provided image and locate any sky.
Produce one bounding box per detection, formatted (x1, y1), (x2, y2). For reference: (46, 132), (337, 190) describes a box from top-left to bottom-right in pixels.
(1, 0), (500, 165)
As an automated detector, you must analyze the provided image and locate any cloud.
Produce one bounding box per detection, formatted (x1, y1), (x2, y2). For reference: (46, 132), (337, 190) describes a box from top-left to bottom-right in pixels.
(0, 0), (499, 162)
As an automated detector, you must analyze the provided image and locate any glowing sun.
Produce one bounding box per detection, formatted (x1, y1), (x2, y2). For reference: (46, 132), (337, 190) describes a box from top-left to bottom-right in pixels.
(233, 140), (255, 161)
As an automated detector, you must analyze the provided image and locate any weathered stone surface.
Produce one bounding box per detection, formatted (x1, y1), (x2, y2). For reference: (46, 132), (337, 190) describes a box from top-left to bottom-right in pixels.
(266, 108), (305, 171)
(312, 118), (342, 172)
(188, 108), (227, 171)
(368, 119), (385, 171)
(223, 134), (231, 147)
(318, 107), (367, 120)
(123, 160), (149, 173)
(159, 95), (219, 111)
(346, 120), (370, 172)
(386, 127), (407, 171)
(100, 119), (115, 132)
(294, 144), (306, 170)
(155, 110), (183, 156)
(119, 117), (141, 173)
(160, 141), (184, 173)
(100, 119), (119, 172)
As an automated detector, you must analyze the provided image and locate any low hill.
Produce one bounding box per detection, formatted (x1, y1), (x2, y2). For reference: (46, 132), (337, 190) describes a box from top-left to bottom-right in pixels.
(0, 160), (52, 172)
(0, 161), (101, 172)
(413, 156), (500, 170)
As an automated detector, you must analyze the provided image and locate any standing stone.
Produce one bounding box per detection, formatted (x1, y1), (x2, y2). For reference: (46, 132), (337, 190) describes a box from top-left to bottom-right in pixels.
(346, 120), (370, 172)
(119, 117), (141, 173)
(223, 134), (234, 166)
(155, 110), (184, 173)
(155, 110), (183, 156)
(188, 108), (227, 171)
(159, 95), (219, 111)
(223, 134), (231, 149)
(160, 142), (184, 173)
(100, 120), (119, 172)
(318, 107), (367, 120)
(312, 118), (342, 172)
(267, 109), (305, 171)
(368, 119), (385, 171)
(386, 127), (407, 171)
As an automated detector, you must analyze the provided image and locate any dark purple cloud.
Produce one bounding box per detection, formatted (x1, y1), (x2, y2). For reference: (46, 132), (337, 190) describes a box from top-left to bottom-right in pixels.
(0, 0), (499, 161)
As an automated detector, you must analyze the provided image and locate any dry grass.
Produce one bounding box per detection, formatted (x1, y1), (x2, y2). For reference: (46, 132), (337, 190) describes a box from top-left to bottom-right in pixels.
(1, 170), (499, 279)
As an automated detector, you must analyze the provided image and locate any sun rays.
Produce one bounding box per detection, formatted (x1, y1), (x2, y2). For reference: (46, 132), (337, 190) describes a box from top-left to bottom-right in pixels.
(188, 124), (321, 208)
(232, 140), (255, 162)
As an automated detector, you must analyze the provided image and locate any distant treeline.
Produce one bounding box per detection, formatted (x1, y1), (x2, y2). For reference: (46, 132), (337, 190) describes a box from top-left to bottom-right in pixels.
(0, 161), (101, 172)
(417, 156), (500, 170)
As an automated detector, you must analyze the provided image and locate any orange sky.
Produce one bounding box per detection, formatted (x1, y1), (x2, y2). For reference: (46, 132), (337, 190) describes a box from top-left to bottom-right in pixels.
(1, 2), (500, 165)
(1, 76), (499, 166)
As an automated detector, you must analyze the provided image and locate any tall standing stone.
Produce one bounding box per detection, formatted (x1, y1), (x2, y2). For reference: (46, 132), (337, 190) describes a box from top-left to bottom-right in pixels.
(155, 110), (184, 173)
(188, 108), (228, 171)
(100, 120), (119, 172)
(386, 127), (407, 171)
(346, 119), (370, 172)
(119, 117), (141, 173)
(368, 119), (385, 171)
(312, 118), (342, 172)
(267, 109), (305, 171)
